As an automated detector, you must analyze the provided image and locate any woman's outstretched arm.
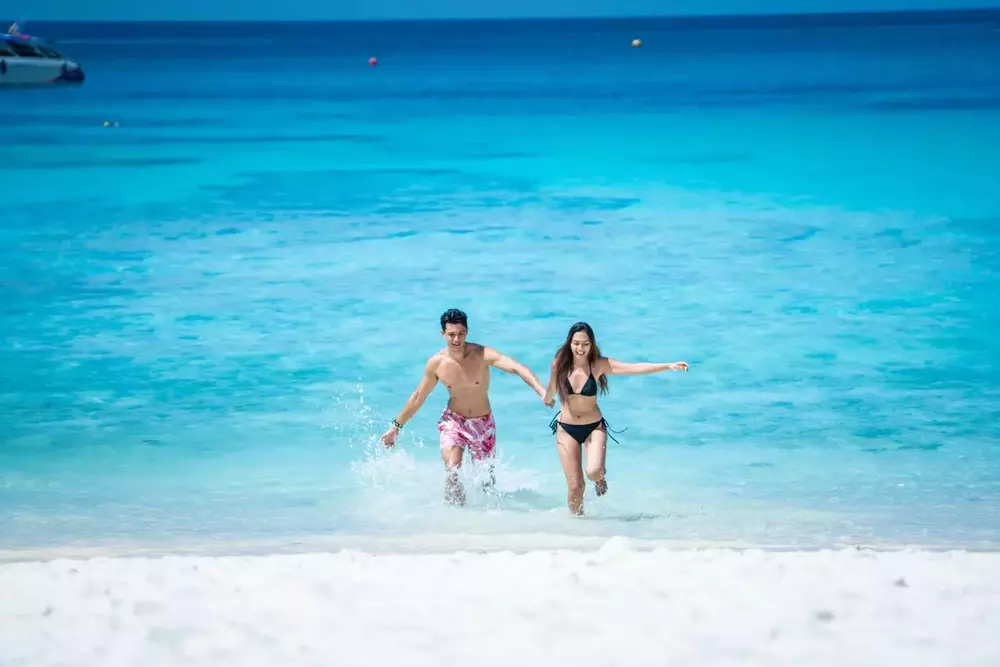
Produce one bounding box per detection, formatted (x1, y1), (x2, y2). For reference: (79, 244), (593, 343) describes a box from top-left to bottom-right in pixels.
(599, 358), (688, 376)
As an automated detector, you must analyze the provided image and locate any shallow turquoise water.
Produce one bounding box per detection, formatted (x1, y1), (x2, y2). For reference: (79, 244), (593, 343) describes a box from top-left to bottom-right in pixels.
(2, 14), (999, 552)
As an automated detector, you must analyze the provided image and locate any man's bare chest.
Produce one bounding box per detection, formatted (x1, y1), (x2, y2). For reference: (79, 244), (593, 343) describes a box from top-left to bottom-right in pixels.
(438, 360), (488, 391)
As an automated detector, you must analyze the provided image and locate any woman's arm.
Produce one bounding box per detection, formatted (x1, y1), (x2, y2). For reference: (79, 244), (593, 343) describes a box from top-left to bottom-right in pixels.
(600, 358), (688, 376)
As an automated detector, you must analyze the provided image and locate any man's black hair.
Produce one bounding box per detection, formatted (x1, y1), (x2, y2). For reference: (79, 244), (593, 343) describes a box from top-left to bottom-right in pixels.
(440, 308), (468, 331)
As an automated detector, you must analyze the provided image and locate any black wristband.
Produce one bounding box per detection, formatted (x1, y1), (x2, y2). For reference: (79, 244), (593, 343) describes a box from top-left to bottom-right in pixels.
(392, 419), (403, 429)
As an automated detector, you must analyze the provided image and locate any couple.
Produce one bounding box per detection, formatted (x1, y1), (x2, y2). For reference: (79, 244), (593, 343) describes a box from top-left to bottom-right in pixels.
(379, 309), (688, 514)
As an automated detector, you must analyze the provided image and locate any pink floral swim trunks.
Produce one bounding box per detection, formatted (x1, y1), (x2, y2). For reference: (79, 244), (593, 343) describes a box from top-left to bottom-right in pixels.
(437, 408), (496, 460)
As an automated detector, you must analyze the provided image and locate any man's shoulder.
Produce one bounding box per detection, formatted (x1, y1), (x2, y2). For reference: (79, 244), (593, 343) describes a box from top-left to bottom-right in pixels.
(468, 343), (493, 364)
(425, 352), (447, 371)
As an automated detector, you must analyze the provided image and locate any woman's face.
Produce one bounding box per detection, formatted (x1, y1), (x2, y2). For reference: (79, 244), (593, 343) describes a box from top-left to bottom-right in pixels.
(570, 330), (592, 358)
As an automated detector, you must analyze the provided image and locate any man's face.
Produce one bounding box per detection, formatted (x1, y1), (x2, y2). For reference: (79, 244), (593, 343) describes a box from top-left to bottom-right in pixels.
(442, 323), (468, 349)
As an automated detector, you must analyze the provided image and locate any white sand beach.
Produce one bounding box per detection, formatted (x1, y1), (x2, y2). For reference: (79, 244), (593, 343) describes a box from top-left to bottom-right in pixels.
(2, 539), (998, 667)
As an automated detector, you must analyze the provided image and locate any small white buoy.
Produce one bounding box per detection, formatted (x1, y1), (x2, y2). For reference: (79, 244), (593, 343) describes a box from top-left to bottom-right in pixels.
(631, 38), (642, 48)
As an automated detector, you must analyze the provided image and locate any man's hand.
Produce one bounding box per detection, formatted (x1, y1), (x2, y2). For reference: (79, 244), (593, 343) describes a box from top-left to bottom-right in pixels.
(669, 362), (689, 372)
(380, 425), (400, 448)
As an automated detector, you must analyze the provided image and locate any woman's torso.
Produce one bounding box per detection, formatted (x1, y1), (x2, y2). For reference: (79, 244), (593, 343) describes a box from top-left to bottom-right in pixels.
(559, 361), (603, 424)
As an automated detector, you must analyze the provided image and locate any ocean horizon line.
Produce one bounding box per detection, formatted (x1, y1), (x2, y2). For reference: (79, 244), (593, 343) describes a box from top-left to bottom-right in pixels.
(15, 7), (1000, 27)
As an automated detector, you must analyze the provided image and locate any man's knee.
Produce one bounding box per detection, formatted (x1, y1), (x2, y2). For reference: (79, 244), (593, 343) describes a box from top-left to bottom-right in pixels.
(441, 446), (463, 470)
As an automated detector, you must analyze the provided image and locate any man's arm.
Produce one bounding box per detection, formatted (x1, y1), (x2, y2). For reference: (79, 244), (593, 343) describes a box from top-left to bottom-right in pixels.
(542, 358), (559, 407)
(599, 357), (689, 376)
(380, 357), (439, 446)
(483, 346), (547, 399)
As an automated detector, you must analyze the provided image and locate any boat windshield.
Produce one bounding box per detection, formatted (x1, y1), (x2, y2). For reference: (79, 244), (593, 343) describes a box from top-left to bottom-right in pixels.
(4, 39), (64, 58)
(34, 44), (64, 59)
(6, 40), (40, 57)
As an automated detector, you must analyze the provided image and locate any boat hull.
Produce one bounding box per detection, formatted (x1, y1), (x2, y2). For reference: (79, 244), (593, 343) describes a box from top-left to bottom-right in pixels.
(0, 57), (84, 87)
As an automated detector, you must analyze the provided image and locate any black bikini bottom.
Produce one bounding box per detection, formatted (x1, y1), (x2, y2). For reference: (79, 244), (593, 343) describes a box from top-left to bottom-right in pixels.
(549, 415), (625, 445)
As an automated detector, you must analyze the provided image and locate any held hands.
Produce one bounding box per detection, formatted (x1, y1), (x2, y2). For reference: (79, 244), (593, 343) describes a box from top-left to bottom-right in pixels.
(669, 361), (689, 372)
(538, 387), (555, 408)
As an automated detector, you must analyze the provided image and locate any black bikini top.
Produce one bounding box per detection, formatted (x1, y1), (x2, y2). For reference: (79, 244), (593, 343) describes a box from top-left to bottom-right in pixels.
(567, 365), (598, 397)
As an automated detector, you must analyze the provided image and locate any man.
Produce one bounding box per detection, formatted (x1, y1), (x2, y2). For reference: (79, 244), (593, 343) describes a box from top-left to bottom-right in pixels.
(380, 308), (552, 505)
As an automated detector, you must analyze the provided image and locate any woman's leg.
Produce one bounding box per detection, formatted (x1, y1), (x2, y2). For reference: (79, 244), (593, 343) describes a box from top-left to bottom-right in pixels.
(584, 426), (608, 497)
(554, 426), (585, 515)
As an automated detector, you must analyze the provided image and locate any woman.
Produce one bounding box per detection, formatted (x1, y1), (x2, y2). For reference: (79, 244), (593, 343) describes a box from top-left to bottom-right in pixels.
(543, 322), (688, 515)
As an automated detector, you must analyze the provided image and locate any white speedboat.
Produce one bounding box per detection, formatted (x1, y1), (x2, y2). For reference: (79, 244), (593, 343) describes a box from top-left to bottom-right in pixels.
(0, 22), (84, 87)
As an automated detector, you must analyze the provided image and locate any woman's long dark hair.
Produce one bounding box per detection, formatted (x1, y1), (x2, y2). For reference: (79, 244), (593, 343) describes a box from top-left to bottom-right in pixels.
(553, 321), (609, 402)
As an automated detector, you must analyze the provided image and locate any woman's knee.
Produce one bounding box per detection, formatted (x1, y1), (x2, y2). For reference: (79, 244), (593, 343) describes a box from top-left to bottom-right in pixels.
(585, 465), (605, 482)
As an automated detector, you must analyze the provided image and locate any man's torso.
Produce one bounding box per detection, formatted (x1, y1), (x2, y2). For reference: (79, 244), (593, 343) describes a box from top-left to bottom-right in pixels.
(433, 343), (492, 418)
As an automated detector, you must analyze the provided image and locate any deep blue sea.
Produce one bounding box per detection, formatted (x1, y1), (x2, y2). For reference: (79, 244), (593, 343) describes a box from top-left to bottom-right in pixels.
(2, 11), (999, 554)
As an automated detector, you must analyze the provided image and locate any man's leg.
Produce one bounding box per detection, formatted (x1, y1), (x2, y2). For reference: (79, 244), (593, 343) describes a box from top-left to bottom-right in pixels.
(438, 411), (468, 506)
(441, 442), (466, 506)
(484, 458), (496, 491)
(474, 453), (497, 493)
(468, 414), (497, 493)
